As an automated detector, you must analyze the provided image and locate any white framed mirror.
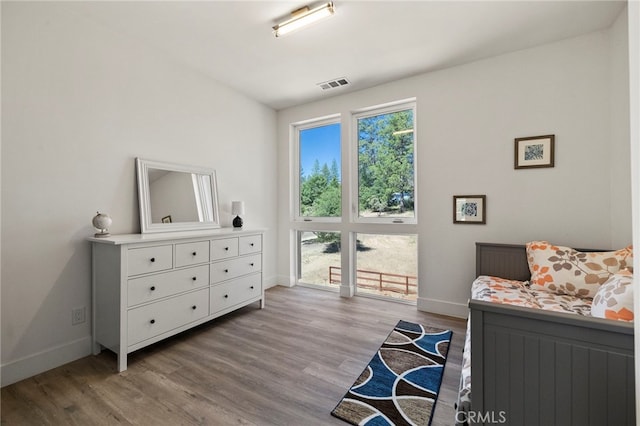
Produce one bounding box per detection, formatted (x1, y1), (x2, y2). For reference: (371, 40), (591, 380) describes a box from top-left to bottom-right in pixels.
(136, 158), (221, 233)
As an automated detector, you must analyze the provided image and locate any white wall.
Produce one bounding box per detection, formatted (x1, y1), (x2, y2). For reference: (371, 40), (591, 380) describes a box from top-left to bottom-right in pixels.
(610, 7), (632, 248)
(628, 0), (640, 416)
(277, 25), (631, 318)
(1, 2), (277, 385)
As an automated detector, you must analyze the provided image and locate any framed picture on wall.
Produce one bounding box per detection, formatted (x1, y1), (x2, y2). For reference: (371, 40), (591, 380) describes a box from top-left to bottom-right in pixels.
(514, 134), (555, 169)
(453, 195), (486, 224)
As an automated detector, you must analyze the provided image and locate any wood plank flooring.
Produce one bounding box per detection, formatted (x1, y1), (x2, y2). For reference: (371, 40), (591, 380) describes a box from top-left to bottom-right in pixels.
(1, 285), (466, 425)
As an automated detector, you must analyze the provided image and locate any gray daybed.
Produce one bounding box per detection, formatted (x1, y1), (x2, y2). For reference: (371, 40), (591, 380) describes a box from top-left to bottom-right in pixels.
(460, 242), (635, 425)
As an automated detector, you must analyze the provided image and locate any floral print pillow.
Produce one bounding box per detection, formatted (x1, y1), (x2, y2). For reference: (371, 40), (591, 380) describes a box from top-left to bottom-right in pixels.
(591, 271), (634, 321)
(526, 241), (633, 298)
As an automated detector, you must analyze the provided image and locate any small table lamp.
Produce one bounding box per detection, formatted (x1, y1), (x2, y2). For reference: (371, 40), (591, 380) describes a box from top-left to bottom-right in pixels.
(232, 201), (245, 228)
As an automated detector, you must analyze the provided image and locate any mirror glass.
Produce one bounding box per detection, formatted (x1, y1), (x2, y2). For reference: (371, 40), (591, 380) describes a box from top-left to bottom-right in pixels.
(136, 158), (220, 233)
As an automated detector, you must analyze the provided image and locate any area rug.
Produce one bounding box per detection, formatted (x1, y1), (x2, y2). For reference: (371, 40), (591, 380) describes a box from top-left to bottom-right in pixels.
(331, 320), (452, 426)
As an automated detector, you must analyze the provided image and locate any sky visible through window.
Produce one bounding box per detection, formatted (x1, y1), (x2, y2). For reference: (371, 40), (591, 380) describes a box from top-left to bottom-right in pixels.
(299, 123), (341, 180)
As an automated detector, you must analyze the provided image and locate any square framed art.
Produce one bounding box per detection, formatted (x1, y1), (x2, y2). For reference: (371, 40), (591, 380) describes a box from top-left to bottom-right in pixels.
(453, 195), (486, 224)
(514, 134), (555, 169)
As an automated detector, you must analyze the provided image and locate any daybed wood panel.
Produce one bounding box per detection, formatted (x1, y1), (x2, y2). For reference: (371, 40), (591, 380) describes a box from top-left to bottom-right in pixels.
(470, 242), (635, 426)
(475, 242), (603, 280)
(475, 242), (530, 281)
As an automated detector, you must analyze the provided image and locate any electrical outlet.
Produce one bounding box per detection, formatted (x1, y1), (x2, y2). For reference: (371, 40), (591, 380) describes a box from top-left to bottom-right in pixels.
(72, 307), (86, 325)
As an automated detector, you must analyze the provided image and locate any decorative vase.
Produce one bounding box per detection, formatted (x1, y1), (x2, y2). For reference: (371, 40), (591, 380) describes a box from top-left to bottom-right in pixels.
(92, 212), (112, 237)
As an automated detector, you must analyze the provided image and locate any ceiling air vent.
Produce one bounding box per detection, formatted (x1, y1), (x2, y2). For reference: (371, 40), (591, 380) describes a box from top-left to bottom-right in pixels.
(317, 77), (350, 91)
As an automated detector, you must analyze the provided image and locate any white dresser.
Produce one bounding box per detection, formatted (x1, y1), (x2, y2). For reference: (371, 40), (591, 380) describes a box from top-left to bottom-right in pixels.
(90, 228), (265, 371)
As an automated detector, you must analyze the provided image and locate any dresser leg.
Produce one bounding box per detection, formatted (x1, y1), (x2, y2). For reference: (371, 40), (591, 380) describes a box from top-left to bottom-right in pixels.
(118, 352), (128, 372)
(260, 297), (265, 309)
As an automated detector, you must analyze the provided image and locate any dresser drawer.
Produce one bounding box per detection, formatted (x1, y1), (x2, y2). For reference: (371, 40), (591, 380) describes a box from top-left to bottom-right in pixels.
(210, 238), (239, 261)
(128, 288), (209, 346)
(210, 254), (261, 283)
(127, 265), (209, 307)
(175, 241), (210, 267)
(127, 245), (173, 276)
(239, 235), (262, 255)
(210, 273), (262, 313)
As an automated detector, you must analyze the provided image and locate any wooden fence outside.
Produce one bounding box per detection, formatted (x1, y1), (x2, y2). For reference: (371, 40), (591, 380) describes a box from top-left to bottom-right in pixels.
(328, 266), (417, 295)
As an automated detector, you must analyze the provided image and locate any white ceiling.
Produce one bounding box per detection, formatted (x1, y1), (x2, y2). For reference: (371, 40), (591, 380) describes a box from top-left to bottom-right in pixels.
(66, 1), (626, 110)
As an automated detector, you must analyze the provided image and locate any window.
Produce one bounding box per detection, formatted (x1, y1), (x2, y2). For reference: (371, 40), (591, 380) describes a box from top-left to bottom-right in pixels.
(297, 231), (341, 288)
(291, 100), (418, 303)
(354, 233), (417, 302)
(294, 118), (341, 221)
(354, 102), (416, 223)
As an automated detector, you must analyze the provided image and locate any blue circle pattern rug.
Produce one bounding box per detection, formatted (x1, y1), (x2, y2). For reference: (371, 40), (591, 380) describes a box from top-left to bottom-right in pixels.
(331, 320), (452, 426)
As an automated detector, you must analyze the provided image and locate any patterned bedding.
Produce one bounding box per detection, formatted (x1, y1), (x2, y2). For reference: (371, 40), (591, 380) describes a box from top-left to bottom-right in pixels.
(455, 275), (593, 425)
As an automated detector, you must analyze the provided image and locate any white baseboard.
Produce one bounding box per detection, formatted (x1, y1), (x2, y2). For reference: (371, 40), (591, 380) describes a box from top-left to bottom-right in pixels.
(1, 336), (92, 387)
(263, 274), (279, 289)
(417, 297), (468, 319)
(266, 274), (294, 288)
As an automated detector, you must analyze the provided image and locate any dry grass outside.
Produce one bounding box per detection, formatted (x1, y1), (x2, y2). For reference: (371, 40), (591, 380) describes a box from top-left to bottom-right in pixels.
(299, 232), (417, 302)
(300, 232), (341, 288)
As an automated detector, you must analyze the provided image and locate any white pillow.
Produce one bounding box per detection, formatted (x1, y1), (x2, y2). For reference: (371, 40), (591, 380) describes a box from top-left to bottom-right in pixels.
(591, 271), (634, 321)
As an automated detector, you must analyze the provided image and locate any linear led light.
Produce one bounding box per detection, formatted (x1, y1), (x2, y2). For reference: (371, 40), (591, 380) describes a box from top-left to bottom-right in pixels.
(273, 2), (335, 38)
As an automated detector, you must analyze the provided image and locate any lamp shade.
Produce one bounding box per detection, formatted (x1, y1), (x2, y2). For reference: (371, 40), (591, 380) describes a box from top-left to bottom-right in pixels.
(231, 201), (245, 216)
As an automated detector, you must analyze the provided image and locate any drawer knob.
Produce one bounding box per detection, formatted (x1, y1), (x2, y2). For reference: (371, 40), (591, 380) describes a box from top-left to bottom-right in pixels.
(224, 269), (229, 273)
(250, 243), (254, 246)
(224, 294), (229, 299)
(225, 247), (229, 251)
(250, 263), (254, 267)
(192, 305), (197, 310)
(192, 277), (197, 281)
(150, 257), (156, 263)
(250, 286), (254, 290)
(150, 319), (156, 324)
(150, 286), (156, 291)
(192, 251), (197, 256)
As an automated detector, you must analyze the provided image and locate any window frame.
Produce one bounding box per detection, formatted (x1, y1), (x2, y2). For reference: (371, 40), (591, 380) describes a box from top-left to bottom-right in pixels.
(351, 99), (418, 225)
(291, 114), (342, 223)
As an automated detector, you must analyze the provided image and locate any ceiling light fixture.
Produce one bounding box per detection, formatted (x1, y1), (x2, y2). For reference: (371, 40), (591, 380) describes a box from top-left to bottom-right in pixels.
(273, 2), (335, 38)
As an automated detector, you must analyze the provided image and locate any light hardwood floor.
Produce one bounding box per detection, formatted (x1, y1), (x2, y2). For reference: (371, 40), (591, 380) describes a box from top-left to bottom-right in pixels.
(1, 286), (466, 425)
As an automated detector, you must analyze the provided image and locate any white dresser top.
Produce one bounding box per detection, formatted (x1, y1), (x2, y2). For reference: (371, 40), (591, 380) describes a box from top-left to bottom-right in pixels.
(88, 227), (266, 245)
